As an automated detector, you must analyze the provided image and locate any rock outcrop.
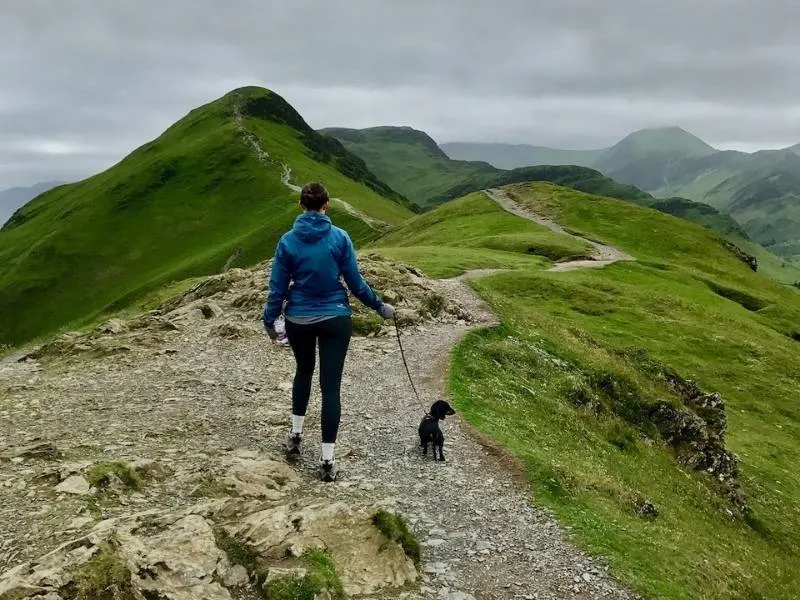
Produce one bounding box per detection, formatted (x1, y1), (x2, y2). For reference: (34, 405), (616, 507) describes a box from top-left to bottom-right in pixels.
(20, 255), (471, 363)
(0, 451), (418, 600)
(723, 240), (758, 272)
(616, 348), (747, 514)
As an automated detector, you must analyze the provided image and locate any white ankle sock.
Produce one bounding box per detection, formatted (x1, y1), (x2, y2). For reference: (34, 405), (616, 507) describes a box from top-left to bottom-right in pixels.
(321, 443), (335, 462)
(291, 415), (305, 434)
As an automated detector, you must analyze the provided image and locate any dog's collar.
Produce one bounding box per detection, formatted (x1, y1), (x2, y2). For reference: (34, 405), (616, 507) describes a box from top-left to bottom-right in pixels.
(423, 413), (436, 420)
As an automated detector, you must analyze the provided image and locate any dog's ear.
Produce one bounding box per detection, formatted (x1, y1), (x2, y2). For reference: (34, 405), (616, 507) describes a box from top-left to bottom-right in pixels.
(430, 400), (443, 419)
(431, 399), (456, 420)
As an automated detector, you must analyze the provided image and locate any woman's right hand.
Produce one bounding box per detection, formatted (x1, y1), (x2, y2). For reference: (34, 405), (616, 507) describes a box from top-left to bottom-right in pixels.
(379, 303), (396, 320)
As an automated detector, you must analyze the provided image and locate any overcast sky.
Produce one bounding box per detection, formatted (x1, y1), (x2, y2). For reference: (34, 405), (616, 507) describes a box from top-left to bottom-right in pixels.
(3, 0), (800, 188)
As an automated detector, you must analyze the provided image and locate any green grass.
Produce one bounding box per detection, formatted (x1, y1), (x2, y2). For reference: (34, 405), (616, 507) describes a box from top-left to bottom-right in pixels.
(262, 549), (347, 600)
(372, 181), (800, 599)
(351, 312), (383, 335)
(214, 527), (261, 574)
(0, 86), (410, 348)
(373, 246), (547, 279)
(85, 461), (143, 491)
(372, 510), (421, 567)
(373, 191), (592, 267)
(70, 537), (134, 600)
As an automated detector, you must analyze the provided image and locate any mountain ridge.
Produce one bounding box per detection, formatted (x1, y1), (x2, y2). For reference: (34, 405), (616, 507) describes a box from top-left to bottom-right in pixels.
(439, 127), (800, 259)
(0, 86), (411, 348)
(324, 126), (754, 243)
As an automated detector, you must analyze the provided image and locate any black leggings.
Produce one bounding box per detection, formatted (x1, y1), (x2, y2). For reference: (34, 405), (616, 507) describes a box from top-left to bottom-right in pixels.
(285, 316), (352, 443)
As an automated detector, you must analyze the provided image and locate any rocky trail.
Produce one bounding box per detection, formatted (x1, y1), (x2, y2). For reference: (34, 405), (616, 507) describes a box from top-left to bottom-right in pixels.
(0, 252), (639, 600)
(484, 188), (634, 272)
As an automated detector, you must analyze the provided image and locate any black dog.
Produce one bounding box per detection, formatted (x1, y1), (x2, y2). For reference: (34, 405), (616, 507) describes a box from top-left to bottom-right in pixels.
(418, 400), (456, 461)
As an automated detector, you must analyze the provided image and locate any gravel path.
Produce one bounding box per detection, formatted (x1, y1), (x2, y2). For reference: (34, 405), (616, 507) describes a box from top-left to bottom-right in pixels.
(0, 262), (638, 600)
(484, 188), (634, 272)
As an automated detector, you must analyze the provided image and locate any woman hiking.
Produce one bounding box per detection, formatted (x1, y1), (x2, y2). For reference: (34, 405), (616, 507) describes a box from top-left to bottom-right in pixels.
(262, 182), (395, 482)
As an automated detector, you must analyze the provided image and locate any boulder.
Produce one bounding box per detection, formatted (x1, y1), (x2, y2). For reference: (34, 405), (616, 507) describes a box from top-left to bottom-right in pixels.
(54, 475), (92, 496)
(230, 500), (418, 596)
(221, 564), (249, 588)
(120, 514), (232, 600)
(686, 391), (727, 438)
(221, 456), (300, 500)
(648, 402), (740, 486)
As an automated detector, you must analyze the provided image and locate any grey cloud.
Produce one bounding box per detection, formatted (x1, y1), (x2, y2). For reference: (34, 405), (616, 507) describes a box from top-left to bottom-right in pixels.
(2, 0), (800, 187)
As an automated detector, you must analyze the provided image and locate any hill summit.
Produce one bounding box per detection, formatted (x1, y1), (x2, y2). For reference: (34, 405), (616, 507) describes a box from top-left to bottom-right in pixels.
(0, 86), (410, 348)
(593, 126), (716, 173)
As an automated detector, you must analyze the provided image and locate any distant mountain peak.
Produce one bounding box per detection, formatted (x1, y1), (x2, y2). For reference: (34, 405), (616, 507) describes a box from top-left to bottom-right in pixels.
(592, 126), (716, 174)
(617, 126), (716, 154)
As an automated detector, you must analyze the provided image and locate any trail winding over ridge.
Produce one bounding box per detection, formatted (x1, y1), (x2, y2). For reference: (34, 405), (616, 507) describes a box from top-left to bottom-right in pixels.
(485, 188), (635, 272)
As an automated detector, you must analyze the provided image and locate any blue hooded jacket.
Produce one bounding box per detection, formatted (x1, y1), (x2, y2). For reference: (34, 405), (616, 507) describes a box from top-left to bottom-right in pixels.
(262, 211), (385, 327)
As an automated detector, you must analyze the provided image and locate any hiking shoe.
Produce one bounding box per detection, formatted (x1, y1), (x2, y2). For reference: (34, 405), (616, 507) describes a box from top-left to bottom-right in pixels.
(318, 459), (339, 482)
(284, 433), (302, 458)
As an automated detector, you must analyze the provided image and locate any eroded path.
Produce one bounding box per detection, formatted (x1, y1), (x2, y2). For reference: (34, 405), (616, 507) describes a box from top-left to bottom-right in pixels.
(485, 188), (634, 272)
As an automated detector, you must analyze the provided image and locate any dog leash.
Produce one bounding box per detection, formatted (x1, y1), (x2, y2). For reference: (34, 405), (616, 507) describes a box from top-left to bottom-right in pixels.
(392, 314), (429, 415)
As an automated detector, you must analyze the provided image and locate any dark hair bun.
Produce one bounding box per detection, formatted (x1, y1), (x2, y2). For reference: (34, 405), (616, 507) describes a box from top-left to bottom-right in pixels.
(300, 182), (329, 210)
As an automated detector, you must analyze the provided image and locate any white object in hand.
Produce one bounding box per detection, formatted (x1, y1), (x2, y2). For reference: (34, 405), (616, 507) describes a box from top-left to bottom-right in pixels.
(274, 315), (286, 336)
(274, 315), (290, 345)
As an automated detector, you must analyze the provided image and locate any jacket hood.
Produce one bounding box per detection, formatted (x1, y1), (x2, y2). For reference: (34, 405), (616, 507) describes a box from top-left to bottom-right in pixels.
(292, 211), (332, 243)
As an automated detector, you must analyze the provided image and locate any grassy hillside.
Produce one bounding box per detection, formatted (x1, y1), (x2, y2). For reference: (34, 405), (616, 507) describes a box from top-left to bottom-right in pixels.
(608, 148), (800, 261)
(0, 87), (411, 348)
(325, 126), (800, 279)
(324, 127), (726, 223)
(440, 142), (603, 170)
(372, 182), (800, 599)
(439, 128), (800, 261)
(320, 127), (497, 210)
(374, 191), (591, 277)
(428, 164), (653, 207)
(322, 127), (649, 210)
